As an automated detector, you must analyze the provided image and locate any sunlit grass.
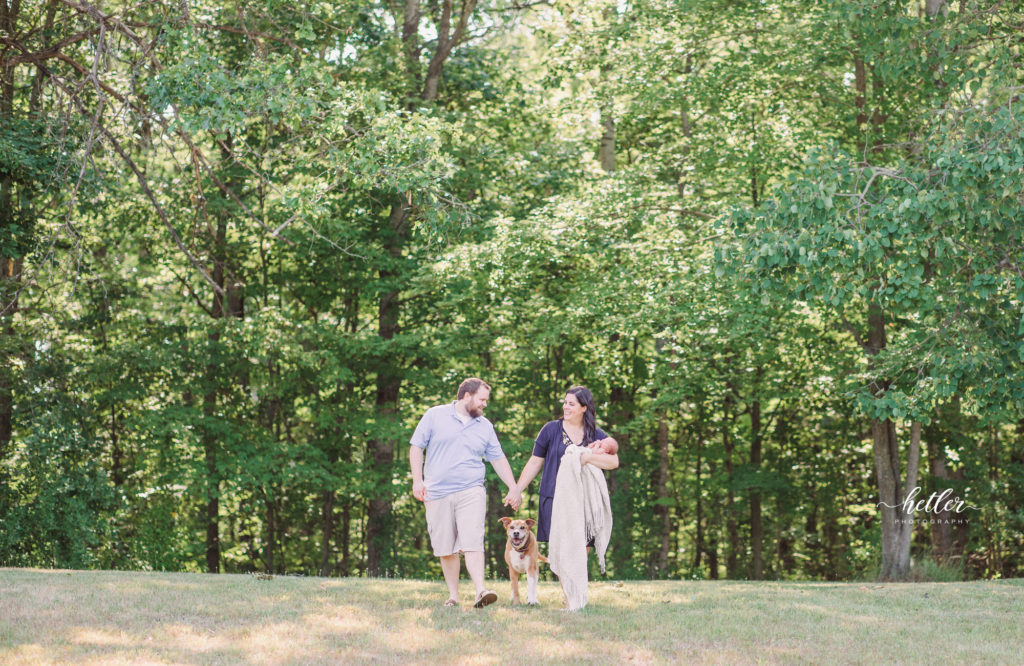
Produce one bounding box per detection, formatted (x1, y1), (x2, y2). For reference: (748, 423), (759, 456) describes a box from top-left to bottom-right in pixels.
(1, 569), (1021, 664)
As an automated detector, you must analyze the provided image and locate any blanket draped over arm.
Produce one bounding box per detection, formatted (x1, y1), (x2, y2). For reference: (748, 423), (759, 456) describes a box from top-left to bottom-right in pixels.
(547, 445), (613, 611)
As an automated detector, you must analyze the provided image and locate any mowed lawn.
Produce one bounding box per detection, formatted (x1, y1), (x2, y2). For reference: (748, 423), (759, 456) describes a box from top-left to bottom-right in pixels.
(1, 568), (1021, 665)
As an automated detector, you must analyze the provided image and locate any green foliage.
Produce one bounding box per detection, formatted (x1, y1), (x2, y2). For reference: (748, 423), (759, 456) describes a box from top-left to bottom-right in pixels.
(0, 118), (72, 258)
(1, 0), (1022, 583)
(0, 394), (116, 568)
(727, 90), (1024, 420)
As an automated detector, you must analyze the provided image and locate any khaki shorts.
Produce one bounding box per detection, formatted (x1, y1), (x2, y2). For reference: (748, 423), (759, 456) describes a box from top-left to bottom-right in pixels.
(424, 485), (486, 556)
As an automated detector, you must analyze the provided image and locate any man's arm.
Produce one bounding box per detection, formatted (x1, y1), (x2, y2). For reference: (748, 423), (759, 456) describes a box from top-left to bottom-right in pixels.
(410, 446), (426, 501)
(490, 457), (522, 510)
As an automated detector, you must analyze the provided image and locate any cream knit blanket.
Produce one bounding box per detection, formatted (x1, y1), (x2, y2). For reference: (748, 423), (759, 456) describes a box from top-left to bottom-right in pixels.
(547, 445), (612, 611)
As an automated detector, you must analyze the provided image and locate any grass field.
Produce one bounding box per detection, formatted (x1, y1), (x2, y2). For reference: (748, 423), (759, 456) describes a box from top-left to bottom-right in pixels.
(1, 568), (1021, 664)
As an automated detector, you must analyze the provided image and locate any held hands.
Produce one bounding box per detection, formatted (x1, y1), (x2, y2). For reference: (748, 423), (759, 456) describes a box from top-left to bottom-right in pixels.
(503, 487), (522, 511)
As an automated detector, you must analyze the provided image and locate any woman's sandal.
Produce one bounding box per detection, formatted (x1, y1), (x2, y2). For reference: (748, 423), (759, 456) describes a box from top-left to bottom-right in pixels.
(443, 598), (459, 607)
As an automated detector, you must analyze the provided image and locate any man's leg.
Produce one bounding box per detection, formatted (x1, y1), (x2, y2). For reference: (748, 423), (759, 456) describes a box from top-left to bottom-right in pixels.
(440, 553), (461, 602)
(464, 550), (497, 607)
(453, 487), (495, 607)
(425, 494), (459, 604)
(463, 550), (486, 597)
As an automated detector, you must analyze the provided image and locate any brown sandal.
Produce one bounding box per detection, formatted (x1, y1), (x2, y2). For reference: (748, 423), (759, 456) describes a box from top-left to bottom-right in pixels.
(473, 590), (497, 608)
(443, 598), (458, 607)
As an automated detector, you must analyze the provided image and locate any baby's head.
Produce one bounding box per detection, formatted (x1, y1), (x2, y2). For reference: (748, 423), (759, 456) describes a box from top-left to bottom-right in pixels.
(594, 438), (618, 455)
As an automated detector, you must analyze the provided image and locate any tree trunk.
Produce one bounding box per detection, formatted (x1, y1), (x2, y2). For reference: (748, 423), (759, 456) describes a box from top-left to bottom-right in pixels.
(201, 135), (245, 574)
(854, 54), (868, 155)
(774, 416), (794, 577)
(1008, 421), (1024, 574)
(706, 485), (720, 580)
(264, 492), (276, 573)
(692, 404), (705, 573)
(365, 0), (474, 576)
(986, 426), (1002, 576)
(607, 384), (635, 575)
(676, 54), (694, 206)
(750, 398), (764, 580)
(202, 404), (221, 572)
(400, 0), (422, 96)
(864, 300), (922, 580)
(486, 478), (505, 574)
(872, 419), (921, 580)
(926, 0), (947, 17)
(202, 232), (225, 573)
(421, 0), (477, 102)
(318, 486), (335, 577)
(366, 194), (408, 577)
(0, 0), (19, 461)
(321, 295), (358, 577)
(110, 406), (124, 487)
(723, 397), (738, 578)
(599, 106), (615, 173)
(318, 437), (339, 578)
(925, 403), (956, 563)
(777, 529), (796, 576)
(340, 502), (352, 576)
(366, 0), (416, 578)
(653, 411), (671, 576)
(597, 4), (617, 173)
(0, 257), (19, 458)
(822, 509), (842, 580)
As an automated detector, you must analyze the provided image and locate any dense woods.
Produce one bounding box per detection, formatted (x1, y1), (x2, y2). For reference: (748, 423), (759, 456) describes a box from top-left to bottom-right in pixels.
(1, 0), (1022, 582)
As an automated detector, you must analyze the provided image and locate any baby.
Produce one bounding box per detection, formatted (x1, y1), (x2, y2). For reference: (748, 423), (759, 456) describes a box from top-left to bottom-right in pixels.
(588, 437), (619, 455)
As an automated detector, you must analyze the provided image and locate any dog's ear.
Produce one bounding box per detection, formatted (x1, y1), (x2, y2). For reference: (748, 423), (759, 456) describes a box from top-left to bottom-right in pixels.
(525, 519), (536, 528)
(499, 516), (512, 527)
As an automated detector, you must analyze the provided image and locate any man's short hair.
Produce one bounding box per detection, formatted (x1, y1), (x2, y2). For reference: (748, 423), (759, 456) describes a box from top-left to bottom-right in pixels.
(457, 377), (491, 400)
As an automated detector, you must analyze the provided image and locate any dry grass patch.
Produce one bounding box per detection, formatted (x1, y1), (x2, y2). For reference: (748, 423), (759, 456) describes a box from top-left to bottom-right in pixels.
(1, 569), (1021, 664)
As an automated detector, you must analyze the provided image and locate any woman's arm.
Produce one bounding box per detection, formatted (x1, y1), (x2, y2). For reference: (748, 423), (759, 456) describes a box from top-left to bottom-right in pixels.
(582, 450), (619, 470)
(516, 455), (545, 492)
(582, 433), (619, 470)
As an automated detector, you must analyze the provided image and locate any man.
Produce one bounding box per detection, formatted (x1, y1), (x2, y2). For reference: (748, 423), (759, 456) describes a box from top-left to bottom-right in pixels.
(410, 377), (522, 608)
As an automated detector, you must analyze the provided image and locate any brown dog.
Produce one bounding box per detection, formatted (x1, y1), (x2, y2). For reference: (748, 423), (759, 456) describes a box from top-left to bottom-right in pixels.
(499, 517), (547, 605)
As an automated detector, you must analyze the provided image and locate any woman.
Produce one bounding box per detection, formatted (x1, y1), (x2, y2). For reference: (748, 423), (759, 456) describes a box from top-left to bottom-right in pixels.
(513, 386), (619, 541)
(511, 386), (619, 609)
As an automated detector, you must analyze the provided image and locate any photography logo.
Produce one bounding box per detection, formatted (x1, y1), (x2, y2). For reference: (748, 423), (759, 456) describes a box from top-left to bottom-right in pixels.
(877, 487), (981, 525)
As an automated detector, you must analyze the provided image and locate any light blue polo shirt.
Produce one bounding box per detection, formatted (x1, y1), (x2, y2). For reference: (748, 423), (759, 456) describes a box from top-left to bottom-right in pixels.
(410, 402), (505, 500)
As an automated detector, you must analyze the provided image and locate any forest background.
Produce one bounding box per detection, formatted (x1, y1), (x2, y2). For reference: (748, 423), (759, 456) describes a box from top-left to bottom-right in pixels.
(1, 0), (1022, 583)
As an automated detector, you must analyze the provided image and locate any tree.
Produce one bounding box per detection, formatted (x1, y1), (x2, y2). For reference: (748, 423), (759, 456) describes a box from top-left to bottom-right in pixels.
(727, 3), (1024, 576)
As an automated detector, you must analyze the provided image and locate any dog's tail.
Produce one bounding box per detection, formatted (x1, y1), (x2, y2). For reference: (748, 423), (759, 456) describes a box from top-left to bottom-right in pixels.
(538, 553), (549, 564)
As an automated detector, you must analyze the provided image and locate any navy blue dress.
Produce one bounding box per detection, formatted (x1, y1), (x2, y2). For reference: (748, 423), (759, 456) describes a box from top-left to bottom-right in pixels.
(532, 419), (608, 543)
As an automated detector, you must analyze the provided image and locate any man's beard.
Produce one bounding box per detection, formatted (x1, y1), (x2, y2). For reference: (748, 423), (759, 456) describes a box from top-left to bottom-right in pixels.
(468, 407), (483, 418)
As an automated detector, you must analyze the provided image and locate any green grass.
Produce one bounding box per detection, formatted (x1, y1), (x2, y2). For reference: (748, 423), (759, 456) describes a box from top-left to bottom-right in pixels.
(1, 568), (1021, 664)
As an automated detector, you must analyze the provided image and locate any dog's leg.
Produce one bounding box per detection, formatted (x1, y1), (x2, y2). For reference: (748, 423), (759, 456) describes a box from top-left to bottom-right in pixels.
(510, 568), (521, 605)
(526, 571), (539, 605)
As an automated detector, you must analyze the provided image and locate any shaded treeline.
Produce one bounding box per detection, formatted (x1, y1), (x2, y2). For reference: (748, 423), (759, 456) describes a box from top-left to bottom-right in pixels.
(0, 0), (1022, 581)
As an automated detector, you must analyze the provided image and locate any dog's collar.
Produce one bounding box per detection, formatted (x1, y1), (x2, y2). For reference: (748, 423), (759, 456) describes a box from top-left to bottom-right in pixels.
(512, 533), (533, 554)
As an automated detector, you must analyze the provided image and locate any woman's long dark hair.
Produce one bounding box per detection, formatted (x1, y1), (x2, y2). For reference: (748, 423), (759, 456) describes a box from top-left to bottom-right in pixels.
(566, 385), (597, 445)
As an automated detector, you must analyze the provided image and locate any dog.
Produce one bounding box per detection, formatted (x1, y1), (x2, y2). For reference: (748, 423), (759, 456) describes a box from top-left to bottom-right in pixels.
(499, 517), (547, 605)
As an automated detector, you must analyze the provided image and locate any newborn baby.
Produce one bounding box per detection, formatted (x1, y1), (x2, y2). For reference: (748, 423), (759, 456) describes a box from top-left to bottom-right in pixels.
(588, 437), (619, 455)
